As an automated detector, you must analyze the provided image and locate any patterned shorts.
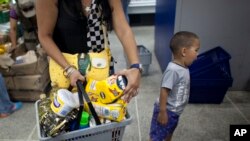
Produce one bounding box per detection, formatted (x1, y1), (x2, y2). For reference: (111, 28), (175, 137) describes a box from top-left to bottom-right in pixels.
(149, 103), (179, 141)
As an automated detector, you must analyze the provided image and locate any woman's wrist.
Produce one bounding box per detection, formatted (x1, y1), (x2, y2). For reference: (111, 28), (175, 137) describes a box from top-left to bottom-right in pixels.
(130, 63), (143, 74)
(63, 65), (77, 78)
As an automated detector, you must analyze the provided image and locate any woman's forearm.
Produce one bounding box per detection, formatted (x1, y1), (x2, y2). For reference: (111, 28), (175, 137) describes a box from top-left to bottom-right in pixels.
(9, 19), (17, 48)
(39, 35), (69, 69)
(110, 0), (139, 65)
(36, 0), (69, 69)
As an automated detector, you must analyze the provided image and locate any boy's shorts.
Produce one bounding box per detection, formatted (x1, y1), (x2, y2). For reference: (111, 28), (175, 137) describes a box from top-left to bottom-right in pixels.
(149, 103), (179, 141)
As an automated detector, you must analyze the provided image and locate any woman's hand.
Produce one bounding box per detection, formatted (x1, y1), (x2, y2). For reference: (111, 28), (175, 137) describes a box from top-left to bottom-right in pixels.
(68, 70), (85, 87)
(117, 68), (141, 103)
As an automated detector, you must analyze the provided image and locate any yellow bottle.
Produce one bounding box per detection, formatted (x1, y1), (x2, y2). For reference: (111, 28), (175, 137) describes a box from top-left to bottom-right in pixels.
(85, 75), (128, 104)
(0, 45), (6, 54)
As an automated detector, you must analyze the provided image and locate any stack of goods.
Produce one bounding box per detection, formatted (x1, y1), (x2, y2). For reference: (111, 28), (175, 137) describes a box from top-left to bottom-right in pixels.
(84, 75), (128, 122)
(0, 44), (50, 101)
(38, 75), (128, 137)
(0, 1), (11, 55)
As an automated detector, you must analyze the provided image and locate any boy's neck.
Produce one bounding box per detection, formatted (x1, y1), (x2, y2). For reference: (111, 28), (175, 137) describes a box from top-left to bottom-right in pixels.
(172, 59), (187, 68)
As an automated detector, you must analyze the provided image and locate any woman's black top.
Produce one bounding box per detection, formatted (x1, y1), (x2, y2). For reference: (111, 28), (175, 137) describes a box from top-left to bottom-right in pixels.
(53, 0), (89, 54)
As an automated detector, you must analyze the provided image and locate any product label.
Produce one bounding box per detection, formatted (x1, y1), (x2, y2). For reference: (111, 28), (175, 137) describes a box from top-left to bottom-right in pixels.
(53, 95), (61, 108)
(117, 76), (127, 90)
(92, 102), (126, 121)
(100, 92), (106, 99)
(110, 110), (119, 119)
(51, 95), (72, 117)
(90, 80), (97, 90)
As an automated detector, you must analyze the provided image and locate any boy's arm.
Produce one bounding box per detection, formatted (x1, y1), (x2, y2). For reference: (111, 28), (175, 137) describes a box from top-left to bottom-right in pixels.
(157, 87), (170, 125)
(159, 87), (169, 111)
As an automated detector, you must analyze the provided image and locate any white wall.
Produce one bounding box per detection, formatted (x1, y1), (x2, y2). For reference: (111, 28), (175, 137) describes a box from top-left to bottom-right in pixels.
(174, 0), (250, 90)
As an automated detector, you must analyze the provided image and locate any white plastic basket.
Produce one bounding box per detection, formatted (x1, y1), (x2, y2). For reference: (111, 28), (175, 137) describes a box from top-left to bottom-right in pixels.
(35, 100), (132, 141)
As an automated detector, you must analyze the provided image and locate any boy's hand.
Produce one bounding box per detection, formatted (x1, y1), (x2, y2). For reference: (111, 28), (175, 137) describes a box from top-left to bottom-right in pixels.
(157, 110), (168, 125)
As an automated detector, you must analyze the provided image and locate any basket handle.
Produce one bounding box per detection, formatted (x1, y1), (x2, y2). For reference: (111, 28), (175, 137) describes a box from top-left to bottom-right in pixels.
(76, 80), (101, 129)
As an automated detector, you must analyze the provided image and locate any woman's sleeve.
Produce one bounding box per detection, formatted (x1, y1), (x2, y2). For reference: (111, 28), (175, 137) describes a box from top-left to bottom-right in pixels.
(10, 7), (18, 20)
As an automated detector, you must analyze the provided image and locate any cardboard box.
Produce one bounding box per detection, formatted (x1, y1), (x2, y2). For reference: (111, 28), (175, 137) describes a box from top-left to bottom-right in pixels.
(8, 71), (51, 102)
(13, 68), (50, 91)
(9, 90), (49, 102)
(3, 76), (15, 89)
(0, 45), (48, 76)
(0, 34), (9, 44)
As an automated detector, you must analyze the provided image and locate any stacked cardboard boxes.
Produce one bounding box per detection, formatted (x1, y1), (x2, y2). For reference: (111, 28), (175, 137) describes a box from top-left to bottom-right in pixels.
(0, 44), (50, 101)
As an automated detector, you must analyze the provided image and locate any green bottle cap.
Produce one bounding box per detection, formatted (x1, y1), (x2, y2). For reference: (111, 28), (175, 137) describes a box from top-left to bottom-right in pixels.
(80, 111), (90, 126)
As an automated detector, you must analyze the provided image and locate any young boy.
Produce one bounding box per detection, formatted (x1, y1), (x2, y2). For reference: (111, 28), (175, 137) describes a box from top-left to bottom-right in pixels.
(149, 31), (200, 141)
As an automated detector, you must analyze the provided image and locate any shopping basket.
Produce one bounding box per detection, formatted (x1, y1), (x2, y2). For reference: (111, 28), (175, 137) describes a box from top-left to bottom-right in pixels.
(35, 81), (132, 141)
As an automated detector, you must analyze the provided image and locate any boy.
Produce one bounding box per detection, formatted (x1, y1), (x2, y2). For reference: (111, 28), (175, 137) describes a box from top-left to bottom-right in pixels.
(149, 31), (200, 141)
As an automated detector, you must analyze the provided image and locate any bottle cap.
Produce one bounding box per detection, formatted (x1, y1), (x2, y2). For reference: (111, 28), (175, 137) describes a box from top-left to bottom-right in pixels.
(80, 111), (90, 126)
(40, 93), (46, 99)
(51, 82), (58, 87)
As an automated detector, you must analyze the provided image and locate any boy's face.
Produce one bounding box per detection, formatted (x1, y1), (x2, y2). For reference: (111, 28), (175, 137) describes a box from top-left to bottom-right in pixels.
(184, 39), (200, 67)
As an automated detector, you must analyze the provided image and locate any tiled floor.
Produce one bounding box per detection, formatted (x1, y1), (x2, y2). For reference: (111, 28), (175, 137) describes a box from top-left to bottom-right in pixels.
(0, 26), (249, 141)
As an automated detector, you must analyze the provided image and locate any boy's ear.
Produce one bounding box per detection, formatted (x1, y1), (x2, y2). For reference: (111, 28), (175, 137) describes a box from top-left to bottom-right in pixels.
(181, 47), (186, 57)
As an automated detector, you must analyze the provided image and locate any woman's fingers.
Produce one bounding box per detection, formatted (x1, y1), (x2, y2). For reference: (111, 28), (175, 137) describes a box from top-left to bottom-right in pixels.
(69, 70), (85, 86)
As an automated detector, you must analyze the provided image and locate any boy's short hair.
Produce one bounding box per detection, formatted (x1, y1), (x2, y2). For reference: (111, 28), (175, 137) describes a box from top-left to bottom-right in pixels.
(170, 31), (199, 54)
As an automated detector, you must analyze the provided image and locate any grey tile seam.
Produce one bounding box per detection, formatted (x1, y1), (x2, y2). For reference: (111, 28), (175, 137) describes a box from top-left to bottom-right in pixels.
(135, 97), (142, 141)
(225, 95), (250, 123)
(27, 125), (37, 141)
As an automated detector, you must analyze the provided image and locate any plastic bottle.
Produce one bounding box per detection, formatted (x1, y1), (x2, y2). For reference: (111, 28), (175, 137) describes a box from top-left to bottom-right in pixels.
(85, 75), (128, 104)
(49, 82), (59, 101)
(39, 89), (80, 137)
(50, 89), (79, 117)
(40, 107), (78, 137)
(40, 108), (63, 136)
(79, 111), (90, 129)
(38, 93), (51, 124)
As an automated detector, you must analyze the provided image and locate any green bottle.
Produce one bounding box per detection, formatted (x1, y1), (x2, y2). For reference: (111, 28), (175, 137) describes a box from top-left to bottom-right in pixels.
(80, 111), (90, 129)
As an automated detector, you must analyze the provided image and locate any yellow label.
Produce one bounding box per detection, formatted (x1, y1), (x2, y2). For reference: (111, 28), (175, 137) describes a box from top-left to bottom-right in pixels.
(85, 75), (125, 104)
(50, 95), (72, 117)
(51, 94), (64, 113)
(84, 98), (127, 122)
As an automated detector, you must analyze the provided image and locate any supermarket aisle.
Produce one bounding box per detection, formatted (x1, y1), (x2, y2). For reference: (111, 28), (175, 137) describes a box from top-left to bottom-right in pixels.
(0, 26), (249, 141)
(110, 26), (250, 141)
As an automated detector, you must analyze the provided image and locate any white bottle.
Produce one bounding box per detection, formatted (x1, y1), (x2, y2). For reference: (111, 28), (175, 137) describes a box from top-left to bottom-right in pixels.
(50, 89), (79, 117)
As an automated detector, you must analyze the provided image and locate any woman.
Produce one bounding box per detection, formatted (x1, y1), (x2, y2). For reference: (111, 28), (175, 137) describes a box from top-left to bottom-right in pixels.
(36, 0), (141, 102)
(9, 0), (38, 51)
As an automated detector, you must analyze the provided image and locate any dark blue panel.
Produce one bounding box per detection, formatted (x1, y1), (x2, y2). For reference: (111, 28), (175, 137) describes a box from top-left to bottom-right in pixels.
(154, 0), (176, 72)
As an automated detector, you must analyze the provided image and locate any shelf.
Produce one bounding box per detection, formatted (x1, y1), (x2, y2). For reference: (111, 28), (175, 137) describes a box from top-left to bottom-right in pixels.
(128, 0), (156, 14)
